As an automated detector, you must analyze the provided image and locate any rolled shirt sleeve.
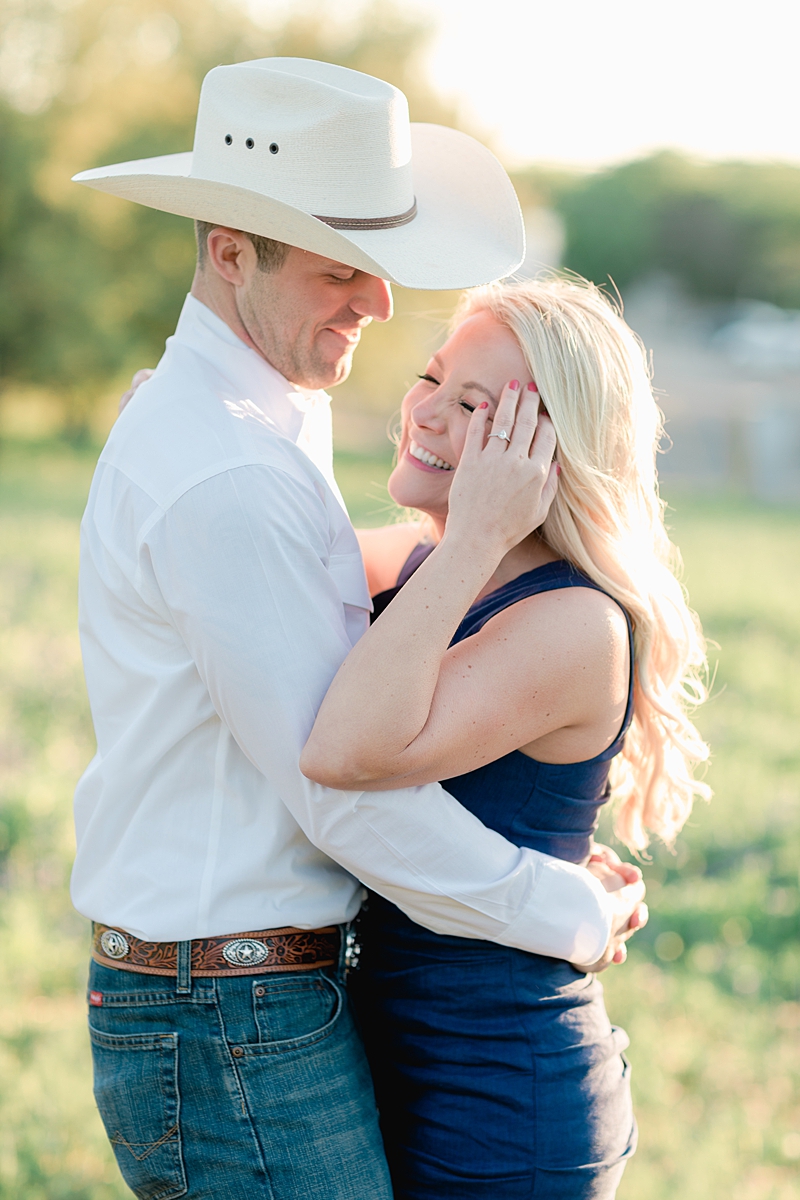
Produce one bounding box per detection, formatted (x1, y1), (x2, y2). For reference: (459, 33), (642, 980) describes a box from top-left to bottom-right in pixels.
(146, 462), (612, 965)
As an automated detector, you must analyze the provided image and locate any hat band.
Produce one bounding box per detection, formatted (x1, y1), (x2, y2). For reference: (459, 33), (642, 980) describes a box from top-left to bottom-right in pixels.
(313, 198), (417, 231)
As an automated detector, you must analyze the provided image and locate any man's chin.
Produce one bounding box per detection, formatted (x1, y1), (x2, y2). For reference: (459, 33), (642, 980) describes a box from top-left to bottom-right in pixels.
(313, 353), (354, 390)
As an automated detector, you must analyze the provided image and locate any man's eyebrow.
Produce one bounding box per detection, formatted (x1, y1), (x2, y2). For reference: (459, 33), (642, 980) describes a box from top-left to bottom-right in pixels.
(461, 380), (499, 404)
(318, 256), (355, 271)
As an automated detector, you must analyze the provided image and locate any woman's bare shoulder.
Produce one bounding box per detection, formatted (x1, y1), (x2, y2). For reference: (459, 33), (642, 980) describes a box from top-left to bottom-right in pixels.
(475, 581), (628, 657)
(445, 582), (630, 746)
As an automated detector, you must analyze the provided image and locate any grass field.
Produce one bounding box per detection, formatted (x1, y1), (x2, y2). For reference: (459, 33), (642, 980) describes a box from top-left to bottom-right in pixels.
(0, 437), (799, 1198)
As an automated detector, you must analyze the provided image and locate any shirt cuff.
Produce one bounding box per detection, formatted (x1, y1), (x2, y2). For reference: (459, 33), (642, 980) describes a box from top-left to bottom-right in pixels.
(494, 856), (613, 964)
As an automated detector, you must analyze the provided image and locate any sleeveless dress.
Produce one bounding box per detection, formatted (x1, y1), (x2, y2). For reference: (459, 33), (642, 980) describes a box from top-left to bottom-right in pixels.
(349, 548), (637, 1200)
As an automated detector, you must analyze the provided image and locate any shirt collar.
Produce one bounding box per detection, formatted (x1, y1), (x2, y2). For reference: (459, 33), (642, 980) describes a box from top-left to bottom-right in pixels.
(171, 294), (330, 443)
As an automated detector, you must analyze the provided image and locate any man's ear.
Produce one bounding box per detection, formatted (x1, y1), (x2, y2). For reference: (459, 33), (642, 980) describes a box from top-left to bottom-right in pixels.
(205, 227), (257, 286)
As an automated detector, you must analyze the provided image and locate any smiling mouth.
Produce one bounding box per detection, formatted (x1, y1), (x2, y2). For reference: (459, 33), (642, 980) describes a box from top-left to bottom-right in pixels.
(409, 441), (454, 471)
(323, 328), (362, 346)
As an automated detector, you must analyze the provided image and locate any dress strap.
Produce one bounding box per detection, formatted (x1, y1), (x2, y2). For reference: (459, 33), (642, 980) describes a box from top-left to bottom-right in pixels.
(451, 560), (607, 641)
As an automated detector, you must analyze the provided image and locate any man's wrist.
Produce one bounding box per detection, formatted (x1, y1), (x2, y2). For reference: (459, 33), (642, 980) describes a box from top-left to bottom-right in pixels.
(494, 854), (613, 964)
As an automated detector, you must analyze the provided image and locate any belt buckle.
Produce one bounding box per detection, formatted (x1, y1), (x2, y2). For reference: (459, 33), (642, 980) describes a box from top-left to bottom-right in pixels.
(222, 938), (270, 968)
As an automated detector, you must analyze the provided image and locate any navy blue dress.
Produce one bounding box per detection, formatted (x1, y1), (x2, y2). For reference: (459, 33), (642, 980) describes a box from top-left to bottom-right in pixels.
(350, 551), (637, 1199)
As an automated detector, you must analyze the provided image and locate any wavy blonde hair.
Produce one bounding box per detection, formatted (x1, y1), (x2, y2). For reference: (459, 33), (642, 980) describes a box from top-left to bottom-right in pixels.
(454, 276), (710, 850)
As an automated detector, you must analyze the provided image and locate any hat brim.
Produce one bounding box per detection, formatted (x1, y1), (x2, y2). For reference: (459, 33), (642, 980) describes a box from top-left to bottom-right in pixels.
(72, 124), (524, 290)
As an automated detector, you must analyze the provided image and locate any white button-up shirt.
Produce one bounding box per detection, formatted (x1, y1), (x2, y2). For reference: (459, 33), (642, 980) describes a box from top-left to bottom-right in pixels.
(72, 294), (612, 963)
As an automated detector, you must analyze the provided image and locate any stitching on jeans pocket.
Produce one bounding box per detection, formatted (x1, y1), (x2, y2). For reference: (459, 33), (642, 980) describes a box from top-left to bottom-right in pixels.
(89, 1025), (187, 1200)
(111, 1124), (180, 1162)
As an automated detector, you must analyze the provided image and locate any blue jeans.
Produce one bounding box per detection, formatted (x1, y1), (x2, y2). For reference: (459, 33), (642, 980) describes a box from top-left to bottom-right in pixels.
(87, 947), (393, 1199)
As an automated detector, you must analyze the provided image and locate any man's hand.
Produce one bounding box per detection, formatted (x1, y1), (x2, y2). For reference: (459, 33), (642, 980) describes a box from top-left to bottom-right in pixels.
(119, 368), (154, 414)
(571, 843), (648, 973)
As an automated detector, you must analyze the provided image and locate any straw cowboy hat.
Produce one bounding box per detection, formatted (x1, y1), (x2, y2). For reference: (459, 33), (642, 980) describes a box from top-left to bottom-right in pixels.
(73, 57), (524, 290)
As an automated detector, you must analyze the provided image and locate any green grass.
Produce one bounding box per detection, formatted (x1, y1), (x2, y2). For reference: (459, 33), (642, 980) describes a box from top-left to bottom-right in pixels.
(1, 439), (799, 1197)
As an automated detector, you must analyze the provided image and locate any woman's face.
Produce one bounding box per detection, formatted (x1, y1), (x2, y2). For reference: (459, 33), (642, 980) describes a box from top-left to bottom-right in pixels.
(388, 311), (532, 520)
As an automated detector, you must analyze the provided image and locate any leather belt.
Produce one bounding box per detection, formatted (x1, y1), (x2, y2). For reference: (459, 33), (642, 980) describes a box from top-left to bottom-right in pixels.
(92, 923), (339, 978)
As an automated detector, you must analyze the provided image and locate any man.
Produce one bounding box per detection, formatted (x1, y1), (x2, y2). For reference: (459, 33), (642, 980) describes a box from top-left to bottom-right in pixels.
(72, 58), (645, 1198)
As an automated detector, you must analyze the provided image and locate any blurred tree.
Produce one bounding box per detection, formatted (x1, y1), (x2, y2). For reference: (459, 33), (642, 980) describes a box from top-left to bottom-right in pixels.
(0, 0), (461, 437)
(514, 151), (800, 308)
(656, 193), (756, 298)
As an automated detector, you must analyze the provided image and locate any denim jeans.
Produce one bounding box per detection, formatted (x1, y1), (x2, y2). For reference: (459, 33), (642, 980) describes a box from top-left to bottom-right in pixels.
(87, 945), (393, 1200)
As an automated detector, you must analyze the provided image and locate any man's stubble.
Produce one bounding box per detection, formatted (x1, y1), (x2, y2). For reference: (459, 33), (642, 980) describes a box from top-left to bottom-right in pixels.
(236, 276), (360, 392)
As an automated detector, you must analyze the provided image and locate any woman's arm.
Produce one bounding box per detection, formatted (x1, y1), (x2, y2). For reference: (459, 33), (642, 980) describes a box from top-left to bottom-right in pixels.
(356, 522), (425, 596)
(302, 386), (607, 788)
(301, 575), (628, 788)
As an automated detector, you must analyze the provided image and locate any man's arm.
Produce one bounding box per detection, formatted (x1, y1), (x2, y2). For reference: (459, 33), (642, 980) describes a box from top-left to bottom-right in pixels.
(148, 463), (641, 964)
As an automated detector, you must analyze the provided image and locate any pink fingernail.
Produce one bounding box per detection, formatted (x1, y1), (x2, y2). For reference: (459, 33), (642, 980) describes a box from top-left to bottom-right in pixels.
(509, 379), (519, 391)
(479, 401), (489, 409)
(556, 463), (561, 476)
(527, 381), (538, 392)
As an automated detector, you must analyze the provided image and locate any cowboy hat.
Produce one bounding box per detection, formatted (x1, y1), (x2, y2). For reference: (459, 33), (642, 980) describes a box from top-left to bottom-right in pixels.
(72, 57), (524, 290)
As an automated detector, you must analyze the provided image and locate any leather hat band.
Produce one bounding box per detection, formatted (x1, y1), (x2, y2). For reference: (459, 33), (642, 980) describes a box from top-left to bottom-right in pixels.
(314, 198), (417, 231)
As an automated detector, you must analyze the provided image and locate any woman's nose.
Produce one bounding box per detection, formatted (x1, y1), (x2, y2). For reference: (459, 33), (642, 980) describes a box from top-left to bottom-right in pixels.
(411, 391), (447, 432)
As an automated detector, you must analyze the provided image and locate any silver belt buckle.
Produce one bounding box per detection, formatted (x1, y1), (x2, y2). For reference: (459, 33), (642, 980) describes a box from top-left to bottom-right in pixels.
(222, 938), (269, 967)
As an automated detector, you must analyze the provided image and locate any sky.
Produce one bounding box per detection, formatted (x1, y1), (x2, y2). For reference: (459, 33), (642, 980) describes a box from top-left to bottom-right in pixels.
(417, 0), (800, 168)
(4, 0), (795, 169)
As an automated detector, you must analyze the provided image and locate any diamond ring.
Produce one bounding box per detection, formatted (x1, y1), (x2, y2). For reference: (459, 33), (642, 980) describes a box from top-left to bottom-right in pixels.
(488, 429), (511, 441)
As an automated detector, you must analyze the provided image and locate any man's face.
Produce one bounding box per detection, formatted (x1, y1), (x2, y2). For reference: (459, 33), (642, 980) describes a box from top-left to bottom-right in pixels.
(236, 246), (393, 389)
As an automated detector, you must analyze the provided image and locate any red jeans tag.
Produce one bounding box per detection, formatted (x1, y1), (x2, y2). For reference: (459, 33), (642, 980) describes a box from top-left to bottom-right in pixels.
(89, 991), (103, 1006)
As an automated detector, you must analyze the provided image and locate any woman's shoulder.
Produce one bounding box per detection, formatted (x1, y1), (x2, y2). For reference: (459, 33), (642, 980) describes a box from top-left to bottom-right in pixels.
(485, 578), (628, 655)
(525, 579), (628, 640)
(435, 573), (630, 768)
(461, 576), (630, 713)
(462, 557), (630, 651)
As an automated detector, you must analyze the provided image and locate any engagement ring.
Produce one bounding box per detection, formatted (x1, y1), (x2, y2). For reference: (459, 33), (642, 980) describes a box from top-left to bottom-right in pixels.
(488, 429), (511, 441)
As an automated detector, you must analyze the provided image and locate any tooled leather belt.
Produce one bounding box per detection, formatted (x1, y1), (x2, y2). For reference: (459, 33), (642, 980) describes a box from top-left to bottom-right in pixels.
(92, 922), (339, 977)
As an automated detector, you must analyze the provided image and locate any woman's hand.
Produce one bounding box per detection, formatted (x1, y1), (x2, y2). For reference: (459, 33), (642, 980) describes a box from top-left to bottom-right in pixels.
(572, 852), (648, 972)
(444, 381), (559, 559)
(119, 368), (154, 414)
(588, 842), (643, 889)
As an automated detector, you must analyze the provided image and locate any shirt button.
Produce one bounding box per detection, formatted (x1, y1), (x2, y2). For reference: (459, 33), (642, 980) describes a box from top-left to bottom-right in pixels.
(232, 1046), (244, 1057)
(254, 986), (266, 997)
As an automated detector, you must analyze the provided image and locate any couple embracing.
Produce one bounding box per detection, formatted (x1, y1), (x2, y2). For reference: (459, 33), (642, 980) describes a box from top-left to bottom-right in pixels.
(72, 57), (708, 1200)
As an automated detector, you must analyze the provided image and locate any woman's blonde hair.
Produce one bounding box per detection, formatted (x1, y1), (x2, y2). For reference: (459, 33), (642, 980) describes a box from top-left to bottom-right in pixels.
(454, 276), (710, 850)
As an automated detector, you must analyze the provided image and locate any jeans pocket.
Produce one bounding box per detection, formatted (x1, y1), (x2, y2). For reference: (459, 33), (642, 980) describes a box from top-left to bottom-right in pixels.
(89, 1024), (187, 1200)
(252, 971), (342, 1050)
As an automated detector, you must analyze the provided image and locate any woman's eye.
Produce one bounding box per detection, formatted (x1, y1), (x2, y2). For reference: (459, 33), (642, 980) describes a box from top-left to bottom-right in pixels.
(459, 400), (476, 414)
(417, 373), (440, 385)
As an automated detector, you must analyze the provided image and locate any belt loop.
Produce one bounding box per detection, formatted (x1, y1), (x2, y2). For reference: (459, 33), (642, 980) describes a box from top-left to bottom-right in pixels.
(176, 940), (192, 995)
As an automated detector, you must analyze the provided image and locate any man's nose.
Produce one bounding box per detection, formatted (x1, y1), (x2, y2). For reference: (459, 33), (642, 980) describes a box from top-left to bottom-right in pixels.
(350, 275), (393, 323)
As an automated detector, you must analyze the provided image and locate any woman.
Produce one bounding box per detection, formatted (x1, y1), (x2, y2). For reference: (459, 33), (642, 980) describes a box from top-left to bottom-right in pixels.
(301, 277), (710, 1198)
